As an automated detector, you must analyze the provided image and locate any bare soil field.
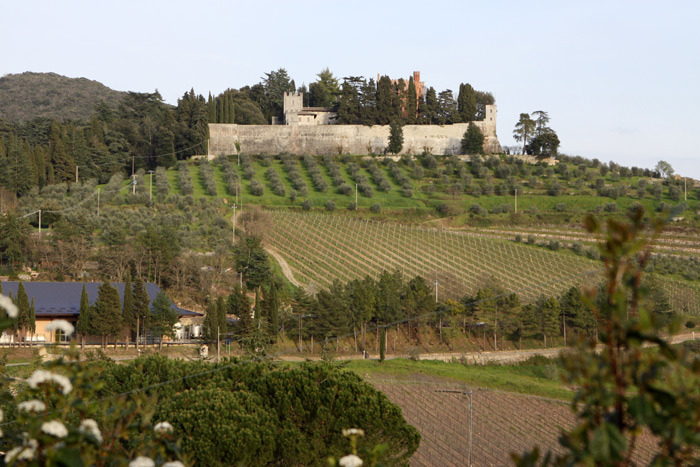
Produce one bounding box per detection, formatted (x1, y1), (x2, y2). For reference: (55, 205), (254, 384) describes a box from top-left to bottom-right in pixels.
(369, 377), (659, 466)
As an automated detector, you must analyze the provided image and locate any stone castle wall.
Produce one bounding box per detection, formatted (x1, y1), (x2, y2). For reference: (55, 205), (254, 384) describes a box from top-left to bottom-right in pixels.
(210, 120), (500, 156)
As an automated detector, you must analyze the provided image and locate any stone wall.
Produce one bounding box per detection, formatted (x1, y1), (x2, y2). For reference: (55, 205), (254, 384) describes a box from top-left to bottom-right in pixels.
(210, 117), (500, 156)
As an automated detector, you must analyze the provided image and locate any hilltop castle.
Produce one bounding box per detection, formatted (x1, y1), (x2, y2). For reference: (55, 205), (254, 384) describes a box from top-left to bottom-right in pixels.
(281, 92), (337, 125)
(210, 71), (500, 155)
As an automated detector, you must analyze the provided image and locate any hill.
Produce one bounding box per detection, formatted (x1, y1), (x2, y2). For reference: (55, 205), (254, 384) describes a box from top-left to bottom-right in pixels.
(0, 72), (125, 121)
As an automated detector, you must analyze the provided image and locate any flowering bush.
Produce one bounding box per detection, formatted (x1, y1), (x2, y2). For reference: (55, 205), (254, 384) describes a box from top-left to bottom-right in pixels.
(0, 314), (187, 466)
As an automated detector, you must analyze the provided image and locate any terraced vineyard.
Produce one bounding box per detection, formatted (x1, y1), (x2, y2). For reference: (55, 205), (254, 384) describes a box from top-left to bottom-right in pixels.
(369, 379), (658, 466)
(266, 211), (700, 311)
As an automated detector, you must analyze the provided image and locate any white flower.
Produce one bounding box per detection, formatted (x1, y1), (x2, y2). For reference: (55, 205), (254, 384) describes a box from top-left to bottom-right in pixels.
(339, 454), (364, 467)
(342, 428), (365, 437)
(154, 421), (173, 434)
(79, 419), (102, 443)
(5, 439), (38, 462)
(129, 456), (155, 467)
(41, 420), (68, 438)
(0, 294), (18, 318)
(27, 370), (73, 394)
(162, 462), (185, 467)
(18, 400), (46, 413)
(45, 319), (74, 336)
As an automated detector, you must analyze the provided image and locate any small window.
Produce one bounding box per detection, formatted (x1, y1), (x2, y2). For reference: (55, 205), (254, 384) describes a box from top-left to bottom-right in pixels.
(55, 329), (71, 343)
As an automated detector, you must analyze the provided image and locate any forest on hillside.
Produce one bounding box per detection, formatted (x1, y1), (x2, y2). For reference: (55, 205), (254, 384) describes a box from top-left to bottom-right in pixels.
(0, 68), (497, 197)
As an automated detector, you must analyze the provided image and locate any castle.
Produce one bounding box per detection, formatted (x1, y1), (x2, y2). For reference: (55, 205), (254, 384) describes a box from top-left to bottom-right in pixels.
(209, 71), (500, 155)
(281, 92), (337, 125)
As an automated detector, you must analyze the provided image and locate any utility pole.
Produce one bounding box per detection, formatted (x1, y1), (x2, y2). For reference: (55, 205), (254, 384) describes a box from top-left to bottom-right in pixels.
(355, 183), (358, 208)
(434, 279), (439, 303)
(684, 177), (687, 201)
(38, 210), (41, 235)
(148, 170), (154, 203)
(232, 204), (237, 244)
(75, 166), (79, 184)
(217, 326), (220, 363)
(132, 155), (135, 177)
(132, 175), (136, 195)
(97, 188), (100, 217)
(514, 188), (518, 213)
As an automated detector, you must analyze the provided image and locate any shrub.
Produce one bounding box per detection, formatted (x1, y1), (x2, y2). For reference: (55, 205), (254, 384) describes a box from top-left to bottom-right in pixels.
(604, 202), (618, 212)
(160, 388), (276, 466)
(555, 203), (567, 212)
(436, 203), (451, 215)
(527, 234), (536, 245)
(515, 234), (522, 242)
(325, 200), (336, 211)
(302, 199), (312, 211)
(249, 179), (264, 196)
(347, 202), (357, 211)
(370, 203), (382, 214)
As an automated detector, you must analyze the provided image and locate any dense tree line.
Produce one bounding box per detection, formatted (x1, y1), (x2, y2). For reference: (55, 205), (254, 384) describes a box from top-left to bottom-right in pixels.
(223, 269), (682, 353)
(0, 91), (209, 196)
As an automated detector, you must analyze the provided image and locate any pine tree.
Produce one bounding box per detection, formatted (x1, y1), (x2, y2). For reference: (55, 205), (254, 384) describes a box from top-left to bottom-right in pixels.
(461, 122), (485, 155)
(149, 291), (178, 343)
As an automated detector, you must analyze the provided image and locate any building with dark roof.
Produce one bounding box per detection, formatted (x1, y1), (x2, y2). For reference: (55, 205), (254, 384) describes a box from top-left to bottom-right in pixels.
(0, 281), (200, 343)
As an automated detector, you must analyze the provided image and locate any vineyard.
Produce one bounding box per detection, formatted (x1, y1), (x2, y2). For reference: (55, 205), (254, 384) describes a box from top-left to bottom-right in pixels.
(266, 211), (700, 312)
(369, 378), (658, 466)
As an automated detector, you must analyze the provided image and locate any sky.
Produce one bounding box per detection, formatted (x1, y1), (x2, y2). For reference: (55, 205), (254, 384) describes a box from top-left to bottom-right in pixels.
(2, 0), (699, 178)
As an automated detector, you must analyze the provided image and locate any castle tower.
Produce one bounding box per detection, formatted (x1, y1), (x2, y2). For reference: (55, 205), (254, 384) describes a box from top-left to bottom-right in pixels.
(283, 92), (303, 125)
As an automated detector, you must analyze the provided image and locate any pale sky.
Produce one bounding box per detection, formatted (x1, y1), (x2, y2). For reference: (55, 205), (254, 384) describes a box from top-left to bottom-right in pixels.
(3, 0), (699, 179)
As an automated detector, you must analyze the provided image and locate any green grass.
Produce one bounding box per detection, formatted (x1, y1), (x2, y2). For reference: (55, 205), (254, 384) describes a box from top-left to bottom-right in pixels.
(342, 358), (573, 400)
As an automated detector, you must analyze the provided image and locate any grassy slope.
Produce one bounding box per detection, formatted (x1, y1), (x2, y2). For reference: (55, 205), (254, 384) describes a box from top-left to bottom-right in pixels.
(342, 358), (573, 400)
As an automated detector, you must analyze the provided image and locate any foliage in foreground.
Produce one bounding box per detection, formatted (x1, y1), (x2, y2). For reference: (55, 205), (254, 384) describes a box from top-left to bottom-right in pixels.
(100, 356), (420, 466)
(514, 207), (700, 465)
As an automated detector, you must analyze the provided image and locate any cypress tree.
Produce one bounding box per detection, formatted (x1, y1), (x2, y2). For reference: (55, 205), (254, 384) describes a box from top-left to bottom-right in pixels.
(264, 281), (280, 341)
(15, 282), (31, 343)
(207, 92), (216, 123)
(76, 284), (92, 346)
(376, 76), (393, 125)
(29, 298), (35, 335)
(122, 271), (135, 345)
(132, 276), (150, 344)
(216, 296), (227, 337)
(93, 281), (122, 347)
(425, 87), (438, 125)
(406, 77), (418, 124)
(49, 121), (76, 183)
(388, 121), (404, 155)
(457, 83), (477, 123)
(203, 301), (218, 342)
(227, 284), (252, 331)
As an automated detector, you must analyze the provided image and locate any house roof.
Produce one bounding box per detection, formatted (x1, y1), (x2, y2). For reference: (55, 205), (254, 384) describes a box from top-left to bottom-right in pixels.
(0, 282), (201, 318)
